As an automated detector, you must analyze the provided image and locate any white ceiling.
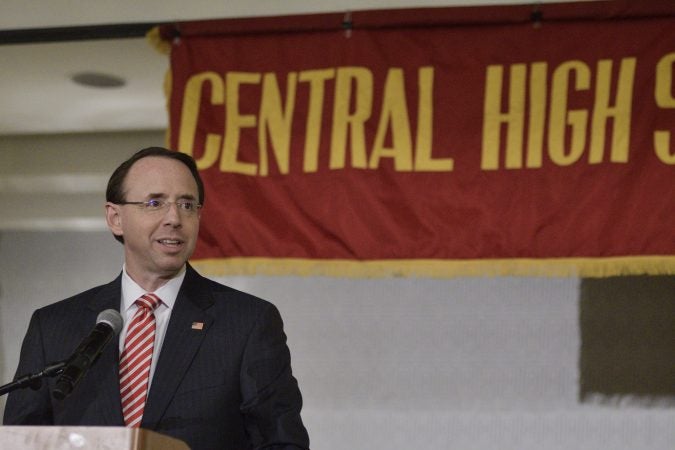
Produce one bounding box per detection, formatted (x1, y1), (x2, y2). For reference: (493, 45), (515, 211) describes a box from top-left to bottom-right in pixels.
(0, 0), (591, 135)
(0, 38), (169, 134)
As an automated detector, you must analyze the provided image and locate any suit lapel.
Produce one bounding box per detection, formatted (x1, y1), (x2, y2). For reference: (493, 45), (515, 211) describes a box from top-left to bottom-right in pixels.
(141, 265), (214, 428)
(84, 273), (126, 425)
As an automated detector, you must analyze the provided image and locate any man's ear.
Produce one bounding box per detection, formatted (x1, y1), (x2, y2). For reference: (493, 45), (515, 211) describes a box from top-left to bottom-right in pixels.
(105, 203), (123, 238)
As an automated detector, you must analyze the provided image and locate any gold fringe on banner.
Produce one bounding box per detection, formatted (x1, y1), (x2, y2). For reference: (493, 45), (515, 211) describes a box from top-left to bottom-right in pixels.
(162, 69), (173, 148)
(145, 26), (174, 148)
(146, 26), (171, 55)
(190, 255), (675, 279)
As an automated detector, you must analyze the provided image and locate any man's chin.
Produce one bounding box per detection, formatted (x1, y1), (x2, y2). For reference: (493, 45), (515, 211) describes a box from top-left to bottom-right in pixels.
(155, 257), (188, 276)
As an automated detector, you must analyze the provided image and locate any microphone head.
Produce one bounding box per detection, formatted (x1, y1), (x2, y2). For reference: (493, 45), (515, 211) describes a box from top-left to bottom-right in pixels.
(96, 309), (123, 335)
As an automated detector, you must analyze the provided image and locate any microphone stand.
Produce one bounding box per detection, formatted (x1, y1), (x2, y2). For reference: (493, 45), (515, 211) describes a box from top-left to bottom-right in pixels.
(0, 361), (66, 397)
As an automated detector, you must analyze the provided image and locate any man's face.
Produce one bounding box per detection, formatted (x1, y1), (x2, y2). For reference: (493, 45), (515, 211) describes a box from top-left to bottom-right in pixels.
(105, 156), (200, 284)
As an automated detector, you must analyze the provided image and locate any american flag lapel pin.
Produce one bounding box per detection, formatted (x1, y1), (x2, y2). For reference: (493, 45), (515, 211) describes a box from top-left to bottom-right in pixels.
(191, 321), (204, 330)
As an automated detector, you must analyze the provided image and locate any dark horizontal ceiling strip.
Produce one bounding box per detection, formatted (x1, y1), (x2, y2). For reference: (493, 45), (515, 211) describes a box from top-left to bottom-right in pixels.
(159, 1), (675, 40)
(0, 22), (165, 45)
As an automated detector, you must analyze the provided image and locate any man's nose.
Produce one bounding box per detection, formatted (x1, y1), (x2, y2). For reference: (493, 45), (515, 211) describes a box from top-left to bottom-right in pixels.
(162, 202), (183, 225)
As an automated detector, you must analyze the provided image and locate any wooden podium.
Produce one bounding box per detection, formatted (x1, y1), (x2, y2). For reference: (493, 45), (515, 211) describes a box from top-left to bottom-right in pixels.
(1, 426), (190, 449)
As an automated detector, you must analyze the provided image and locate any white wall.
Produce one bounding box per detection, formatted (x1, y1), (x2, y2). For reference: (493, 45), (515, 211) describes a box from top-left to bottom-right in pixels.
(1, 132), (673, 449)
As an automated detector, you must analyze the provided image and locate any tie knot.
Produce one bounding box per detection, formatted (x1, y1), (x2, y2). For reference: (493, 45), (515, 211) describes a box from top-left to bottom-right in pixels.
(136, 293), (161, 311)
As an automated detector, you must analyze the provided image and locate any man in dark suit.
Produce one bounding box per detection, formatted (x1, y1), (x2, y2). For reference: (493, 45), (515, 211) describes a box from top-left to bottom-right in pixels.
(3, 147), (310, 450)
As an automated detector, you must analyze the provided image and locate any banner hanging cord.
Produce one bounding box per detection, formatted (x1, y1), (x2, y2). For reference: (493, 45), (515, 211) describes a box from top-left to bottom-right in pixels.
(343, 11), (353, 38)
(531, 1), (543, 28)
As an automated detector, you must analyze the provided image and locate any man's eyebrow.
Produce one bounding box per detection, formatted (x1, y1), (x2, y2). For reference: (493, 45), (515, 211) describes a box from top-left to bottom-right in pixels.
(144, 193), (197, 200)
(145, 192), (168, 199)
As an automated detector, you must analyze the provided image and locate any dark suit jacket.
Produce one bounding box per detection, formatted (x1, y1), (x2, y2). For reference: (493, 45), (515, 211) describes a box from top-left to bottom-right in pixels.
(3, 265), (309, 450)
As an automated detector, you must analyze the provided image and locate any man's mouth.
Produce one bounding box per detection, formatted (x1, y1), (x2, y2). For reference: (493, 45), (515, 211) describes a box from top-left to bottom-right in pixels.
(157, 239), (183, 246)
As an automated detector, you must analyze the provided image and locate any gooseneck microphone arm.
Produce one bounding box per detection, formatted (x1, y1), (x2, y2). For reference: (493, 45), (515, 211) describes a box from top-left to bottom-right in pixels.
(0, 360), (67, 397)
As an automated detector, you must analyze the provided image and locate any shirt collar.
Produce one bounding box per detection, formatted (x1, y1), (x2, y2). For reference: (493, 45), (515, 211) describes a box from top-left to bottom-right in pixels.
(121, 264), (186, 312)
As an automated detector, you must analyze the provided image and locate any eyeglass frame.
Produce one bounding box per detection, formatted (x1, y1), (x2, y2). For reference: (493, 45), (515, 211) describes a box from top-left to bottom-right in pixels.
(115, 199), (203, 215)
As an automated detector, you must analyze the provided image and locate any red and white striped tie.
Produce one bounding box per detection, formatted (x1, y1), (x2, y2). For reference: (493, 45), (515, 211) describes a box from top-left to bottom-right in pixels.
(119, 293), (161, 427)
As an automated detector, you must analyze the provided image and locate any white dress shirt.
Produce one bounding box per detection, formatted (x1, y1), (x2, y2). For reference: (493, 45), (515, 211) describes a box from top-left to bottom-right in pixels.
(118, 264), (186, 387)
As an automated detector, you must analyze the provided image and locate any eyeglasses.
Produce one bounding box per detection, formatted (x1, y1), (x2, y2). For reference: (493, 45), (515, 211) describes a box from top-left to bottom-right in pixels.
(117, 199), (202, 215)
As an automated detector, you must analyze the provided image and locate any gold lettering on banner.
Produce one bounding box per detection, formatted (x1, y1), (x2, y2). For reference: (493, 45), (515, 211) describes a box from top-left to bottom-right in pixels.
(654, 52), (675, 164)
(177, 66), (445, 175)
(178, 72), (224, 170)
(481, 57), (636, 170)
(482, 64), (526, 170)
(414, 67), (454, 171)
(259, 72), (298, 176)
(221, 72), (261, 175)
(589, 58), (635, 164)
(330, 67), (372, 170)
(549, 60), (590, 166)
(526, 62), (548, 169)
(298, 69), (336, 172)
(370, 68), (413, 171)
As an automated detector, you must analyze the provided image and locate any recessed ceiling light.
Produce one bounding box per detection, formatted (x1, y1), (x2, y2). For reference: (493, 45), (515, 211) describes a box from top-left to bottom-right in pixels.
(71, 71), (126, 88)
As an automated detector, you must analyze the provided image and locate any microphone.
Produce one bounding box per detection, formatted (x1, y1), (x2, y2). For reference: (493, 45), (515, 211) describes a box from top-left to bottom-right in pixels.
(52, 309), (123, 400)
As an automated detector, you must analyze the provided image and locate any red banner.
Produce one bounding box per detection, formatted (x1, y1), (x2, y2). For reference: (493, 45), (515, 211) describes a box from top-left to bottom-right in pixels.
(160, 1), (675, 277)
